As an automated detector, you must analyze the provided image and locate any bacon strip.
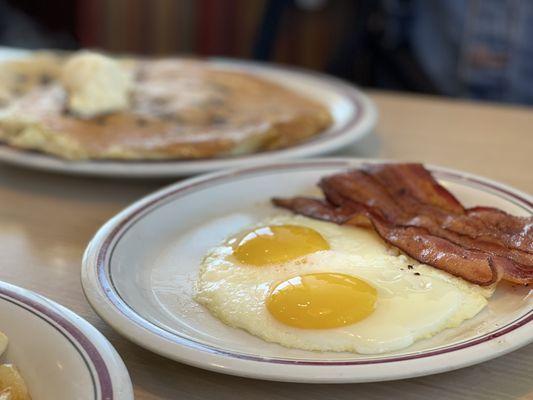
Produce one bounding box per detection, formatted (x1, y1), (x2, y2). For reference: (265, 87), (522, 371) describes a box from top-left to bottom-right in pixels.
(462, 207), (533, 253)
(272, 163), (533, 286)
(319, 169), (533, 268)
(273, 197), (502, 285)
(362, 163), (465, 214)
(361, 164), (533, 254)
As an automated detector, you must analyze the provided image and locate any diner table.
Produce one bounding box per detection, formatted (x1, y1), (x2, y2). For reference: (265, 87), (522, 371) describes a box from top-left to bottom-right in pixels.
(0, 90), (531, 400)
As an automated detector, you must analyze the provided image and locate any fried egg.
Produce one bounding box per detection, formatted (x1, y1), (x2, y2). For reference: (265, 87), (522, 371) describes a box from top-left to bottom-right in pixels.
(194, 215), (494, 354)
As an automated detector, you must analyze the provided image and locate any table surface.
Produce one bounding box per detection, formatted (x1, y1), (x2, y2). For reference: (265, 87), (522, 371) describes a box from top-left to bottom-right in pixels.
(0, 90), (531, 400)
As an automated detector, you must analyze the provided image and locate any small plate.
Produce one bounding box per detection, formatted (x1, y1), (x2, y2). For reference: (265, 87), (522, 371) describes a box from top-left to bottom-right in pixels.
(82, 159), (532, 383)
(0, 48), (377, 178)
(0, 281), (133, 399)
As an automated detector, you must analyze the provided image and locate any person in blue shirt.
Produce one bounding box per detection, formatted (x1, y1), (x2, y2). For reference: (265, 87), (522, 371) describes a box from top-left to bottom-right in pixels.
(308, 0), (532, 104)
(390, 0), (533, 104)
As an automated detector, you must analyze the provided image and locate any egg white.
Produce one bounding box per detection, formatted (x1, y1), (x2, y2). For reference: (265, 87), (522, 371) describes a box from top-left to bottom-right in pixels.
(194, 215), (494, 354)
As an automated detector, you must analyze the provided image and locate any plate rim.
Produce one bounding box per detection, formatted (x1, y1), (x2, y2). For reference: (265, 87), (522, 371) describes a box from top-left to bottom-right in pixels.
(0, 280), (134, 399)
(0, 58), (377, 178)
(81, 158), (533, 383)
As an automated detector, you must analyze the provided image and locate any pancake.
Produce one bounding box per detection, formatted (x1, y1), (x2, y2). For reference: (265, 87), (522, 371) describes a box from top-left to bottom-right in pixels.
(0, 54), (333, 160)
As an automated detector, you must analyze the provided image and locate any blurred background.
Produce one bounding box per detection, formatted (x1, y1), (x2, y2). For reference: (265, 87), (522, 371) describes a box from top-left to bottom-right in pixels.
(1, 0), (532, 105)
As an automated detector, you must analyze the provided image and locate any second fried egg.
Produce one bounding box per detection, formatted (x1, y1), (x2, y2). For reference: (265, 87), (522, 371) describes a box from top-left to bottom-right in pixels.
(194, 215), (493, 354)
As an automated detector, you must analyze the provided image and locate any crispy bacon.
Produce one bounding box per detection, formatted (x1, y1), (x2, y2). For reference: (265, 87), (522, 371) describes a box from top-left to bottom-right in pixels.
(362, 163), (465, 214)
(461, 207), (533, 253)
(273, 197), (502, 285)
(319, 169), (533, 268)
(362, 164), (533, 254)
(272, 163), (533, 286)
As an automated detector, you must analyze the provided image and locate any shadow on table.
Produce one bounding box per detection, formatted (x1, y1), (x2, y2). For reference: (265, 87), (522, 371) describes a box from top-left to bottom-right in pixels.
(118, 338), (532, 400)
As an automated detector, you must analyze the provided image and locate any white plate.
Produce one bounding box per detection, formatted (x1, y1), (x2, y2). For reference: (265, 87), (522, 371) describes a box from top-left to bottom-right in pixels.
(0, 48), (377, 178)
(0, 281), (133, 399)
(81, 158), (532, 383)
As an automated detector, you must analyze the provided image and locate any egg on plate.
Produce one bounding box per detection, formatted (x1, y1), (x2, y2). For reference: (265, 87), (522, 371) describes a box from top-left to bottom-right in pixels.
(194, 215), (494, 354)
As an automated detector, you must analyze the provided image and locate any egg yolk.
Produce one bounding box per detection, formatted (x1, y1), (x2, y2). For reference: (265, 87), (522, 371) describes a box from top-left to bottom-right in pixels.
(266, 273), (377, 329)
(233, 225), (329, 266)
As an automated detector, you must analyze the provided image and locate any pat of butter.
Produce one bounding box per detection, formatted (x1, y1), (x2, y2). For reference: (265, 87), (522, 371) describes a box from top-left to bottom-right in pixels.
(61, 51), (131, 117)
(0, 331), (7, 356)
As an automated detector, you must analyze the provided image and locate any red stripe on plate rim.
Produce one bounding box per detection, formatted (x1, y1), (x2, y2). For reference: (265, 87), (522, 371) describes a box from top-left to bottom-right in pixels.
(0, 285), (114, 399)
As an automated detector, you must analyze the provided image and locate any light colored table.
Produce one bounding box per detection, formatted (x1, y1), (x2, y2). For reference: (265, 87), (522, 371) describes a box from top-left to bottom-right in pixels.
(0, 91), (531, 400)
